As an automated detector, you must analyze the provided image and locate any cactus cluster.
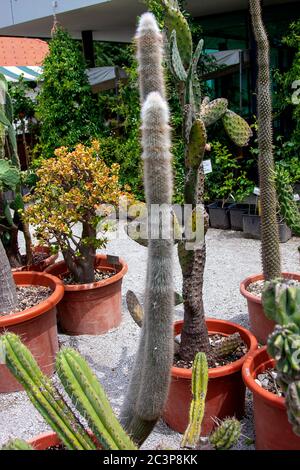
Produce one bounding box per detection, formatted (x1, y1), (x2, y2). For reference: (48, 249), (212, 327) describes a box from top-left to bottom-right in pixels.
(119, 12), (174, 444)
(209, 418), (242, 450)
(263, 281), (300, 436)
(249, 0), (281, 280)
(0, 332), (137, 450)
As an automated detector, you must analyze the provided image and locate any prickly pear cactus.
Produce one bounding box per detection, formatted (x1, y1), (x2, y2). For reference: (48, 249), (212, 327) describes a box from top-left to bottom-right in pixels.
(222, 110), (253, 147)
(209, 418), (241, 450)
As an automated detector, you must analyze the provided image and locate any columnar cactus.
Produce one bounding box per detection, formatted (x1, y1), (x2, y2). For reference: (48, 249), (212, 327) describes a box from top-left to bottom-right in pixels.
(119, 13), (174, 444)
(155, 0), (252, 361)
(181, 352), (208, 448)
(0, 332), (137, 450)
(249, 0), (282, 280)
(263, 281), (300, 436)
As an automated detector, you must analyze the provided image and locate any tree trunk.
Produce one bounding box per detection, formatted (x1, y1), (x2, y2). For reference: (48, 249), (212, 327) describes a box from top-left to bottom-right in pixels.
(0, 238), (17, 314)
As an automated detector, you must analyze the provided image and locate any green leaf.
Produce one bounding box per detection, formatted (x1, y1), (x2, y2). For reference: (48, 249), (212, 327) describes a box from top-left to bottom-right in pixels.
(0, 159), (20, 190)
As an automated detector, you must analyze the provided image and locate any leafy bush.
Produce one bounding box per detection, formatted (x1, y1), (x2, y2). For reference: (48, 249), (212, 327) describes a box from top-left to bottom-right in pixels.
(205, 141), (254, 205)
(36, 26), (101, 161)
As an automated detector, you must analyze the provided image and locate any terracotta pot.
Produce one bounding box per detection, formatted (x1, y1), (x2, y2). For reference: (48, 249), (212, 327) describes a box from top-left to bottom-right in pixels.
(242, 346), (300, 450)
(12, 246), (58, 273)
(0, 271), (64, 394)
(163, 318), (258, 435)
(240, 272), (300, 344)
(46, 254), (128, 335)
(28, 431), (61, 450)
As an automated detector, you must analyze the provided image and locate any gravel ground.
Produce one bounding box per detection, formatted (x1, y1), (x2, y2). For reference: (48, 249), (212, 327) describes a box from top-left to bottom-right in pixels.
(0, 226), (299, 450)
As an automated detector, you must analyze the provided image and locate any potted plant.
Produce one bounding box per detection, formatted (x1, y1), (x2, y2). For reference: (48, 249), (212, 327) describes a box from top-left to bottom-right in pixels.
(24, 140), (130, 336)
(0, 238), (64, 394)
(205, 141), (254, 230)
(126, 1), (257, 436)
(0, 74), (57, 272)
(240, 0), (300, 344)
(242, 280), (300, 449)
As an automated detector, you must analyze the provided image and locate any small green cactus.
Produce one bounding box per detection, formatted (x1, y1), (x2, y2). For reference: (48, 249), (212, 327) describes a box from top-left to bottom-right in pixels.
(181, 352), (208, 448)
(213, 333), (242, 360)
(2, 439), (34, 450)
(209, 418), (242, 450)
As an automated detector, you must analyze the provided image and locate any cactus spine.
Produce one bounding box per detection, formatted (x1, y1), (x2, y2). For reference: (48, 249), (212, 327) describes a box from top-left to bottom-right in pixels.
(263, 282), (300, 436)
(181, 352), (208, 448)
(120, 13), (174, 444)
(209, 418), (241, 450)
(249, 0), (281, 280)
(154, 0), (252, 362)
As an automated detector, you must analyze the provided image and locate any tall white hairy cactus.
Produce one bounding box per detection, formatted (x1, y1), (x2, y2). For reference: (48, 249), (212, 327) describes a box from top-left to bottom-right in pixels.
(121, 13), (174, 445)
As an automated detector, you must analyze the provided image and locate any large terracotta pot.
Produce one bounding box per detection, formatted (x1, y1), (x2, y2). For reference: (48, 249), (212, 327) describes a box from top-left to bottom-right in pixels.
(0, 271), (64, 394)
(46, 254), (128, 335)
(242, 347), (300, 450)
(240, 272), (300, 344)
(163, 318), (258, 435)
(12, 246), (58, 273)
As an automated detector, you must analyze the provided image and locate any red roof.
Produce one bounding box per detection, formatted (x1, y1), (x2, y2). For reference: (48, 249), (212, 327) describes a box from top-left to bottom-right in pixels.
(0, 37), (49, 66)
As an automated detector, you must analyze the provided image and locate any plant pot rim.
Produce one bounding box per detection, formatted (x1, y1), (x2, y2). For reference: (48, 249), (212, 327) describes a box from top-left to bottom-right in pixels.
(0, 271), (64, 328)
(27, 431), (60, 449)
(240, 272), (300, 305)
(47, 254), (128, 292)
(171, 318), (258, 380)
(12, 245), (58, 273)
(242, 346), (285, 410)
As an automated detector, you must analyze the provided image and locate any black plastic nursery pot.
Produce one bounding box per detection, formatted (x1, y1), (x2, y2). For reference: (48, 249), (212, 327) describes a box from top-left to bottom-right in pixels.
(242, 214), (292, 243)
(208, 202), (232, 229)
(228, 204), (256, 231)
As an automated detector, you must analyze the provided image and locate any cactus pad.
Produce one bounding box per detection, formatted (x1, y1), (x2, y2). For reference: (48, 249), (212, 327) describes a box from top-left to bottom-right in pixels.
(186, 118), (207, 169)
(222, 110), (252, 147)
(200, 98), (228, 127)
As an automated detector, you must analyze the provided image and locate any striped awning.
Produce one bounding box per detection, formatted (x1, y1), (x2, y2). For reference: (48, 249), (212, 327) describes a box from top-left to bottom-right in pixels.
(0, 66), (43, 82)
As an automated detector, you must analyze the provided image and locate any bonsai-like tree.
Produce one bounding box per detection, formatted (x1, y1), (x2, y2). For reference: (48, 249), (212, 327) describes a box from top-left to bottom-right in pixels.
(37, 26), (100, 160)
(25, 141), (131, 284)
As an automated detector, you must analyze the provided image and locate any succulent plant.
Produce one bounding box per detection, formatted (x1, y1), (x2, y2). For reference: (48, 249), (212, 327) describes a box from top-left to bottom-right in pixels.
(264, 281), (300, 436)
(181, 352), (208, 447)
(262, 279), (300, 328)
(2, 439), (34, 451)
(147, 0), (252, 362)
(209, 418), (242, 450)
(249, 0), (281, 280)
(213, 333), (242, 360)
